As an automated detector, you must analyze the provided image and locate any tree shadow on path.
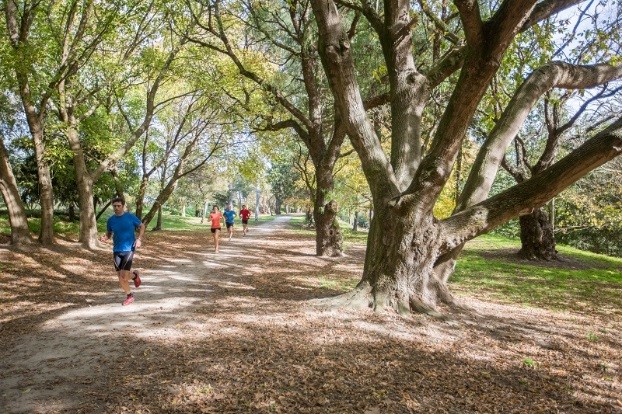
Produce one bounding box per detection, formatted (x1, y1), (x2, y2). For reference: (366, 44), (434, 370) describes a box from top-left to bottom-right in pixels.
(1, 215), (620, 413)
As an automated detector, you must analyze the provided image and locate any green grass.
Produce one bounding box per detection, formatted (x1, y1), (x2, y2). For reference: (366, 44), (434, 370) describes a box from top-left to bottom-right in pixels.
(0, 211), (277, 237)
(284, 215), (370, 246)
(453, 235), (622, 313)
(280, 224), (621, 313)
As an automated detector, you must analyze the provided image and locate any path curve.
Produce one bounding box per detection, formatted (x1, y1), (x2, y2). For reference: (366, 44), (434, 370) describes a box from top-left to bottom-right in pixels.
(0, 216), (294, 413)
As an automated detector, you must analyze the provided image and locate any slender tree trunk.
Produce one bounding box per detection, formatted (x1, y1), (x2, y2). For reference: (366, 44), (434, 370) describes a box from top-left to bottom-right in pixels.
(154, 206), (163, 231)
(517, 208), (558, 260)
(142, 175), (177, 227)
(65, 125), (100, 248)
(29, 122), (55, 245)
(135, 176), (149, 219)
(255, 186), (260, 220)
(57, 76), (101, 248)
(275, 198), (282, 215)
(0, 138), (34, 245)
(7, 1), (54, 245)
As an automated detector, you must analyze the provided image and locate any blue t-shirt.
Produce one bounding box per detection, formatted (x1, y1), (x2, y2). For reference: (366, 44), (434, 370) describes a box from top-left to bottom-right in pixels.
(223, 209), (236, 224)
(106, 212), (142, 252)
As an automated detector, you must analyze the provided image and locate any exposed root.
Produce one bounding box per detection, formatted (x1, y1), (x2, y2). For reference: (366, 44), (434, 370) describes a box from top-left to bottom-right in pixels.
(308, 284), (372, 310)
(409, 297), (448, 320)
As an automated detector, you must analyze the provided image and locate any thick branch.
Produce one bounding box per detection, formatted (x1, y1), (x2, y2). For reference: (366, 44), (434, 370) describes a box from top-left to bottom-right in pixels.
(442, 117), (622, 252)
(453, 0), (484, 50)
(458, 62), (622, 210)
(311, 0), (398, 198)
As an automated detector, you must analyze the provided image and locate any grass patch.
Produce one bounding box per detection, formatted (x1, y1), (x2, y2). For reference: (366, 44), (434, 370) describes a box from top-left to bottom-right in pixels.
(284, 215), (369, 245)
(317, 275), (357, 291)
(0, 211), (277, 238)
(453, 235), (622, 313)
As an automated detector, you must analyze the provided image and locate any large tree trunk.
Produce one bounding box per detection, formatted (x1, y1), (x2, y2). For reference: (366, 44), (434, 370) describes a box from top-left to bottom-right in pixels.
(517, 208), (558, 260)
(275, 198), (283, 215)
(349, 206), (448, 314)
(313, 168), (343, 256)
(0, 138), (34, 245)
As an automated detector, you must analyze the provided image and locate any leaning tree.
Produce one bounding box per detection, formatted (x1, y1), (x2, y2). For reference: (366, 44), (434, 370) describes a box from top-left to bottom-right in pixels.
(310, 0), (622, 313)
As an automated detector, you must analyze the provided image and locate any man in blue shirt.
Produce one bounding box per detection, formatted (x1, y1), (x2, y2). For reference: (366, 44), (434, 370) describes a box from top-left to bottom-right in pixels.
(100, 196), (145, 306)
(223, 203), (237, 241)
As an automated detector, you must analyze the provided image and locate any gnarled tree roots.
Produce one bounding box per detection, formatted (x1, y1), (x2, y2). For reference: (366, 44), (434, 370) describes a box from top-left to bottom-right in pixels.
(310, 281), (460, 318)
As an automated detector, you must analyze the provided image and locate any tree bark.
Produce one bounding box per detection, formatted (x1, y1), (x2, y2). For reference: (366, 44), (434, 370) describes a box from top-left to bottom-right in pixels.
(517, 208), (558, 260)
(135, 176), (149, 219)
(313, 168), (343, 256)
(5, 0), (56, 245)
(28, 114), (55, 245)
(66, 121), (99, 248)
(355, 204), (447, 313)
(310, 0), (622, 314)
(0, 138), (34, 245)
(316, 200), (343, 257)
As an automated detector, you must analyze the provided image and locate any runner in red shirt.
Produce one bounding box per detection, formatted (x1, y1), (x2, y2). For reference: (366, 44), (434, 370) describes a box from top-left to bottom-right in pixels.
(239, 205), (252, 236)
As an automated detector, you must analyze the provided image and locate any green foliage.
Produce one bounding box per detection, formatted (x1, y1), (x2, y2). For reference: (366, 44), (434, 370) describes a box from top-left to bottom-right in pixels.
(268, 161), (303, 206)
(522, 357), (538, 369)
(553, 159), (622, 257)
(586, 332), (600, 342)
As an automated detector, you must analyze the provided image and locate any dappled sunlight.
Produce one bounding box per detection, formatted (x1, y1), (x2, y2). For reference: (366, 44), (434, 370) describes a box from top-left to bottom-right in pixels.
(212, 280), (256, 290)
(2, 217), (621, 412)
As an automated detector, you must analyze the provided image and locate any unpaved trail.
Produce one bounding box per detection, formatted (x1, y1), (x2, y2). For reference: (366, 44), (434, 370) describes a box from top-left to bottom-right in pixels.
(1, 215), (621, 413)
(0, 216), (300, 413)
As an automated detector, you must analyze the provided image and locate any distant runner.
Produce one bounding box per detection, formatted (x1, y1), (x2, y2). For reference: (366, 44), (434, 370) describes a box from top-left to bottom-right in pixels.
(209, 205), (224, 253)
(239, 204), (252, 236)
(223, 204), (237, 241)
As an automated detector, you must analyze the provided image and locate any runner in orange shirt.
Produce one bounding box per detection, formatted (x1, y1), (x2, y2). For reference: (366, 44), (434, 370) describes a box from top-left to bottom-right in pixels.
(209, 205), (224, 253)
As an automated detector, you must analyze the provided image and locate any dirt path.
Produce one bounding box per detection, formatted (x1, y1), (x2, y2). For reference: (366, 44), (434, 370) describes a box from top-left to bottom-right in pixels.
(1, 216), (620, 413)
(1, 216), (297, 413)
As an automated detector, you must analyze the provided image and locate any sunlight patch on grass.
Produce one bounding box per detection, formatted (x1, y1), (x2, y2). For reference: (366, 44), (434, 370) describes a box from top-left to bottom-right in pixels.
(452, 238), (622, 313)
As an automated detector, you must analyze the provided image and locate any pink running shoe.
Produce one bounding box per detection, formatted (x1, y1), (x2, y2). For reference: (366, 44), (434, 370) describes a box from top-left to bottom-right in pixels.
(132, 270), (141, 288)
(122, 293), (135, 306)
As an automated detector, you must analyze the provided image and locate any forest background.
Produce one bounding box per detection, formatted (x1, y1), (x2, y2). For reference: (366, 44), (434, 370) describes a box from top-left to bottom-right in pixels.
(1, 1), (621, 303)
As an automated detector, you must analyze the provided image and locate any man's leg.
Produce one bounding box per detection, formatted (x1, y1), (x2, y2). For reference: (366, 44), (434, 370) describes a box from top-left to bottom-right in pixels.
(118, 270), (132, 294)
(118, 270), (135, 305)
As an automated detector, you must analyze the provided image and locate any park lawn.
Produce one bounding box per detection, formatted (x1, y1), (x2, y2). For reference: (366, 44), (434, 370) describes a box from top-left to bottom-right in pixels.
(286, 217), (621, 315)
(453, 235), (622, 315)
(0, 210), (277, 238)
(4, 211), (619, 317)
